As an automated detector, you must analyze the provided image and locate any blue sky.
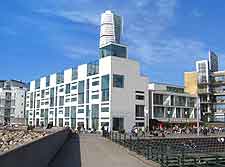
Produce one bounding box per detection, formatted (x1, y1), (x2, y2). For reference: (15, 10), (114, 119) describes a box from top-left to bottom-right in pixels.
(1, 0), (225, 85)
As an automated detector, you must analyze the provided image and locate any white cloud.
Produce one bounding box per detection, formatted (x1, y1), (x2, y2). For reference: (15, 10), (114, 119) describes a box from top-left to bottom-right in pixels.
(34, 0), (209, 73)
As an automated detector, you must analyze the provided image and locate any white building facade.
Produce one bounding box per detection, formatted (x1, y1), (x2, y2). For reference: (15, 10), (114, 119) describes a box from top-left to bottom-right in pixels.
(26, 56), (148, 132)
(149, 83), (198, 124)
(0, 80), (27, 125)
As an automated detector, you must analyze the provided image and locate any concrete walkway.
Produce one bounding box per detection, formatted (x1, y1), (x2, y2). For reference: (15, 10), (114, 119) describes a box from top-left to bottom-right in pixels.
(49, 134), (152, 167)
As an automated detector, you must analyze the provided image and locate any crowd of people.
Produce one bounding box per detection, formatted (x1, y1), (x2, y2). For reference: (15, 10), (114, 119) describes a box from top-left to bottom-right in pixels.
(130, 125), (225, 137)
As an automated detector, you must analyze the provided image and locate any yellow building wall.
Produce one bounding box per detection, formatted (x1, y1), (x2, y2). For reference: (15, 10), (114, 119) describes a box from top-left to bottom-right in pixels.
(184, 72), (198, 95)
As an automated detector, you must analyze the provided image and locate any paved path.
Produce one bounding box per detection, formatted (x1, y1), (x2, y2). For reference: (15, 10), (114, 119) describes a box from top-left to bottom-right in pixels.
(49, 134), (152, 167)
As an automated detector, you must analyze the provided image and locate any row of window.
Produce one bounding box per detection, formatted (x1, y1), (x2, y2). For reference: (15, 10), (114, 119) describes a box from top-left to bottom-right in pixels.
(34, 74), (125, 90)
(153, 94), (195, 107)
(32, 106), (110, 118)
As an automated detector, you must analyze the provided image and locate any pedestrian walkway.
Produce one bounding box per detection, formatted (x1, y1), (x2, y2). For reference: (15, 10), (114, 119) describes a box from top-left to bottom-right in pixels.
(48, 134), (151, 167)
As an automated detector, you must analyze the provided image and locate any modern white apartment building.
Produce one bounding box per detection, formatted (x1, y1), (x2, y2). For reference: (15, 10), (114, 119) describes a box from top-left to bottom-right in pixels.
(26, 56), (148, 132)
(26, 10), (148, 132)
(99, 10), (122, 48)
(148, 83), (198, 125)
(0, 80), (27, 125)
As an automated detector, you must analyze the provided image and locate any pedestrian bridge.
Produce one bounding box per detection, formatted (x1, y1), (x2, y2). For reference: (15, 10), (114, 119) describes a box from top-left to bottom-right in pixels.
(49, 134), (154, 167)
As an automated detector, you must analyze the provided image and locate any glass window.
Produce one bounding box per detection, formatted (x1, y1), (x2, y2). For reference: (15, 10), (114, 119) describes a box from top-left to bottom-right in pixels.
(50, 88), (54, 97)
(92, 104), (99, 130)
(78, 81), (84, 104)
(87, 61), (99, 76)
(72, 68), (78, 80)
(86, 90), (89, 103)
(99, 43), (127, 58)
(71, 85), (77, 90)
(113, 74), (124, 88)
(59, 88), (64, 92)
(86, 105), (90, 117)
(71, 97), (77, 102)
(153, 94), (163, 105)
(136, 95), (144, 100)
(92, 94), (99, 99)
(101, 107), (109, 112)
(175, 96), (186, 106)
(41, 109), (44, 117)
(65, 84), (70, 94)
(58, 118), (63, 127)
(71, 106), (76, 118)
(59, 96), (64, 106)
(86, 79), (90, 89)
(78, 108), (84, 113)
(35, 79), (40, 89)
(92, 81), (99, 86)
(41, 90), (45, 98)
(135, 105), (144, 117)
(65, 107), (70, 117)
(37, 100), (40, 108)
(46, 75), (50, 87)
(101, 75), (109, 101)
(153, 106), (164, 118)
(176, 108), (181, 118)
(56, 72), (64, 84)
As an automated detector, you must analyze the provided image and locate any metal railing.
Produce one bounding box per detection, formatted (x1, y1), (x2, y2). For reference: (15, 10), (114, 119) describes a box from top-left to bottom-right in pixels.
(105, 132), (225, 167)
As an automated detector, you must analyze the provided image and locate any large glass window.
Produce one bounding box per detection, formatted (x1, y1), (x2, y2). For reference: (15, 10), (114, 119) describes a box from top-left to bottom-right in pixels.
(176, 108), (181, 118)
(41, 109), (44, 117)
(46, 76), (50, 87)
(72, 68), (78, 80)
(35, 79), (40, 89)
(113, 74), (124, 88)
(153, 106), (164, 118)
(153, 94), (163, 105)
(59, 96), (64, 106)
(56, 72), (64, 84)
(135, 105), (145, 117)
(65, 107), (70, 117)
(86, 79), (89, 103)
(87, 61), (99, 76)
(50, 88), (54, 97)
(78, 81), (84, 104)
(175, 96), (186, 106)
(37, 100), (40, 108)
(101, 75), (109, 101)
(92, 104), (99, 130)
(65, 84), (70, 94)
(100, 43), (127, 58)
(71, 106), (76, 118)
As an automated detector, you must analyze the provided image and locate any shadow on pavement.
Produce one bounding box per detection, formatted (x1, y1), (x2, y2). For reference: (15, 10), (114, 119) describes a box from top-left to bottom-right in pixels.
(48, 133), (81, 167)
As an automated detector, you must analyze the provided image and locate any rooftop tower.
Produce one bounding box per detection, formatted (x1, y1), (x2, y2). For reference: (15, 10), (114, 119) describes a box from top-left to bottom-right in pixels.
(99, 10), (127, 59)
(99, 10), (122, 48)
